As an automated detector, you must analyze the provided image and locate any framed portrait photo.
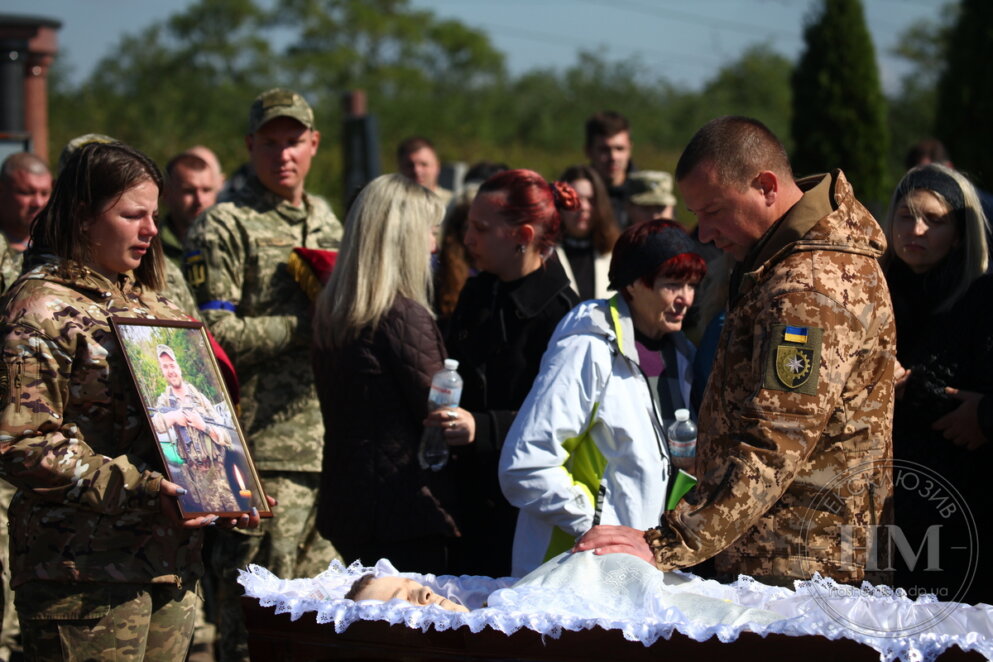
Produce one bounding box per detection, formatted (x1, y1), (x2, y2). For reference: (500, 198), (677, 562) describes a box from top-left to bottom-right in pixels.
(112, 317), (272, 519)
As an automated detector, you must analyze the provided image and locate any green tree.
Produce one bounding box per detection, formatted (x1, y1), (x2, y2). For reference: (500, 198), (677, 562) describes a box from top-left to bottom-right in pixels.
(935, 0), (993, 189)
(790, 0), (889, 203)
(886, 7), (954, 177)
(693, 45), (794, 150)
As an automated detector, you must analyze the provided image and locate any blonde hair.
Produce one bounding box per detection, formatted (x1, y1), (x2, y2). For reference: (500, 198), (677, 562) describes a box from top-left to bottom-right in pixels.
(882, 163), (989, 312)
(314, 174), (444, 349)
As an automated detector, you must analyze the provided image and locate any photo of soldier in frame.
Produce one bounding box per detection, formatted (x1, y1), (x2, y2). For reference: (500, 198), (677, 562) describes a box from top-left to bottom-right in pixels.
(112, 317), (271, 519)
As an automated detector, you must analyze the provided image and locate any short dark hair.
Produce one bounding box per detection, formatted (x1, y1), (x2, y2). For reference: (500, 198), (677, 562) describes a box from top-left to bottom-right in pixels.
(585, 111), (630, 149)
(397, 136), (437, 160)
(29, 142), (165, 290)
(165, 152), (209, 182)
(345, 573), (377, 601)
(675, 116), (792, 189)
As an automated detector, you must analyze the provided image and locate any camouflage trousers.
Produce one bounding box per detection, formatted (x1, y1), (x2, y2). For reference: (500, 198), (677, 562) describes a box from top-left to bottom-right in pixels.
(0, 479), (18, 662)
(213, 471), (339, 662)
(15, 581), (197, 662)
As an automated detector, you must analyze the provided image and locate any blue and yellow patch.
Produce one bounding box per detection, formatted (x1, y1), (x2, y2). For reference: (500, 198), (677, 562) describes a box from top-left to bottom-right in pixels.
(763, 324), (823, 395)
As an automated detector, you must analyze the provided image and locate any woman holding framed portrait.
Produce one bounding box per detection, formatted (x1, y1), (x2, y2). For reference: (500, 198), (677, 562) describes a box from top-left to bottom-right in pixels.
(0, 141), (267, 661)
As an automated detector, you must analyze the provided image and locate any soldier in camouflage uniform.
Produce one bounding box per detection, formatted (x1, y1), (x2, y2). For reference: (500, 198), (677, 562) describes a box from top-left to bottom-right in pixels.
(0, 152), (51, 661)
(184, 88), (342, 662)
(576, 116), (895, 586)
(0, 142), (265, 661)
(151, 345), (239, 514)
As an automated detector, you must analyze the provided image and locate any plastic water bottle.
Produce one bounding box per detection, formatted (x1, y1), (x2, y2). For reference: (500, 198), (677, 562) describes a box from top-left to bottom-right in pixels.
(418, 359), (463, 471)
(667, 408), (697, 473)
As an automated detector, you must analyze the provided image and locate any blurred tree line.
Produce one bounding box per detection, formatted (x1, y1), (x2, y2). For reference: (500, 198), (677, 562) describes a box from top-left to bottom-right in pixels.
(47, 0), (969, 214)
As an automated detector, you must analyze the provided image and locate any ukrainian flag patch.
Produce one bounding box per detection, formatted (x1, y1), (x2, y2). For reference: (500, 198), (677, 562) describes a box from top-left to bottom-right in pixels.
(784, 326), (808, 343)
(763, 324), (823, 395)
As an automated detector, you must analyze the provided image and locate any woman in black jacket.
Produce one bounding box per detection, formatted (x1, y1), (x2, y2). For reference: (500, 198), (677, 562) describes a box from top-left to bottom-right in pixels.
(313, 174), (475, 574)
(882, 163), (992, 604)
(446, 169), (580, 577)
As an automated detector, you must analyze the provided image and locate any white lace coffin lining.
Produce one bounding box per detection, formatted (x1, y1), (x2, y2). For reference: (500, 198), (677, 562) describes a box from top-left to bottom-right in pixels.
(238, 551), (993, 662)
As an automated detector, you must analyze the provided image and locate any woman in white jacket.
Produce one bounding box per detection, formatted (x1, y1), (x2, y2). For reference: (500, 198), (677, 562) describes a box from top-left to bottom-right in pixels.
(499, 220), (706, 577)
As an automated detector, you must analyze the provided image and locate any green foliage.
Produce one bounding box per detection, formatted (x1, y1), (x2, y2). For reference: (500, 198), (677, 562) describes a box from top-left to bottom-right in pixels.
(119, 324), (222, 408)
(935, 0), (993, 189)
(886, 7), (955, 177)
(790, 0), (889, 203)
(48, 0), (794, 212)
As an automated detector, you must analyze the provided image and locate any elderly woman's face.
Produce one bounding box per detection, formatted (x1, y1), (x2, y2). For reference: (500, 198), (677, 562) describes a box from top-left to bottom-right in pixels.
(84, 178), (159, 280)
(351, 576), (468, 613)
(626, 276), (697, 339)
(892, 189), (959, 274)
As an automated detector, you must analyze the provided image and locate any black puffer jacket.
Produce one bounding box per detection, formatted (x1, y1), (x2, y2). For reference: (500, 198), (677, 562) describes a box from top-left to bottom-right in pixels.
(314, 296), (458, 547)
(445, 255), (578, 577)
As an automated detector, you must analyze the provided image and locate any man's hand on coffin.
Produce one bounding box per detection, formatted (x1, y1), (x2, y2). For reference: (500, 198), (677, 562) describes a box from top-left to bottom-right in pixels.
(571, 524), (653, 563)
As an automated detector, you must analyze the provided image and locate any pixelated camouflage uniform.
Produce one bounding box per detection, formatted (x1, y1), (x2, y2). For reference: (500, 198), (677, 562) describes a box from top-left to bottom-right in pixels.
(162, 257), (200, 320)
(647, 171), (896, 585)
(184, 175), (342, 662)
(0, 261), (203, 659)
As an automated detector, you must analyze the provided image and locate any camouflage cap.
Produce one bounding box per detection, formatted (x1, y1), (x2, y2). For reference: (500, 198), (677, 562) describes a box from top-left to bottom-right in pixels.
(57, 133), (118, 174)
(248, 88), (315, 134)
(628, 170), (677, 207)
(156, 344), (178, 362)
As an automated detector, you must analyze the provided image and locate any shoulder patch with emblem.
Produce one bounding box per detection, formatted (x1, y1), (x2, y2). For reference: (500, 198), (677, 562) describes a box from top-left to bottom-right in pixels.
(184, 250), (206, 288)
(762, 324), (822, 395)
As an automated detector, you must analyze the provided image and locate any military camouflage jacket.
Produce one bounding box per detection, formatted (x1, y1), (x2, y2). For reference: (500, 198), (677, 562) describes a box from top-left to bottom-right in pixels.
(0, 262), (202, 588)
(649, 171), (896, 584)
(183, 176), (342, 472)
(0, 234), (23, 295)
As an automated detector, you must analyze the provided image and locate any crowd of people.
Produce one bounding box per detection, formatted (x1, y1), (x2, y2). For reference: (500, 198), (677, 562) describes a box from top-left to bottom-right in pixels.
(0, 86), (988, 662)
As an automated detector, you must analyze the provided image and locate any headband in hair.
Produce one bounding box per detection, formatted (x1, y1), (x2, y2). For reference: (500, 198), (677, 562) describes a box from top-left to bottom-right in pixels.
(608, 226), (698, 290)
(896, 168), (965, 213)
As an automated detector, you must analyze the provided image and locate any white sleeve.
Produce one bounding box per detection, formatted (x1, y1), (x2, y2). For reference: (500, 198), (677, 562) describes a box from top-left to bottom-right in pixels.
(498, 331), (610, 538)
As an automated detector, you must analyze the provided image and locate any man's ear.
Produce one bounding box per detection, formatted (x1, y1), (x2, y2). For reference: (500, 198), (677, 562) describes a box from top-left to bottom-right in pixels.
(245, 134), (254, 153)
(753, 171), (779, 205)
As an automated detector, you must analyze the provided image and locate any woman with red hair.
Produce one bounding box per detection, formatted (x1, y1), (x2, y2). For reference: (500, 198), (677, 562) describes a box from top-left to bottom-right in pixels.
(498, 220), (706, 577)
(445, 169), (581, 577)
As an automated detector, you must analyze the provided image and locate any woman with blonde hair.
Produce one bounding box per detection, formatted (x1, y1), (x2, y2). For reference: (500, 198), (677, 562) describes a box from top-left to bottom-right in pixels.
(313, 174), (474, 574)
(881, 163), (992, 604)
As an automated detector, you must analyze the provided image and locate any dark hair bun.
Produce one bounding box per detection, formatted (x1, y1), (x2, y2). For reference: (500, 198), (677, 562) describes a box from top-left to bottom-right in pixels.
(551, 181), (581, 212)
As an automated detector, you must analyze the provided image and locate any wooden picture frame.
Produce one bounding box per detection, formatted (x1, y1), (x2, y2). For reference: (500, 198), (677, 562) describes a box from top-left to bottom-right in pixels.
(112, 317), (272, 519)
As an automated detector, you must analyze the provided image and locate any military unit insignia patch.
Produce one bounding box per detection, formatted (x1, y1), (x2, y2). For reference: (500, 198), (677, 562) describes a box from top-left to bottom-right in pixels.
(184, 251), (207, 288)
(763, 324), (823, 395)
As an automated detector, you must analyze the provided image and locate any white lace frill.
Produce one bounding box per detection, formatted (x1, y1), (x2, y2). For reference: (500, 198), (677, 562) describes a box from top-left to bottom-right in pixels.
(238, 556), (993, 662)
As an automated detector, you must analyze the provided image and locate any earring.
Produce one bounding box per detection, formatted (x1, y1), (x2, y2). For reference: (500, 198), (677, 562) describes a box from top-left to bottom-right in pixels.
(516, 244), (526, 254)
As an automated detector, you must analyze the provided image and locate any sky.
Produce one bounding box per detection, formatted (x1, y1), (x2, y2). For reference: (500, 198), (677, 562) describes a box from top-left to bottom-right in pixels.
(2, 0), (943, 94)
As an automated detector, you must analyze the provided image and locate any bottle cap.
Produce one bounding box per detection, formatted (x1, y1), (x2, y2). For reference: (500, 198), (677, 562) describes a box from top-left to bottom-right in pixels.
(674, 408), (690, 422)
(444, 359), (459, 371)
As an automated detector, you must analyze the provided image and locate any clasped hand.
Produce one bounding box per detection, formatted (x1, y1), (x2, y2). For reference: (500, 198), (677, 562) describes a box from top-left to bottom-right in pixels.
(159, 479), (277, 530)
